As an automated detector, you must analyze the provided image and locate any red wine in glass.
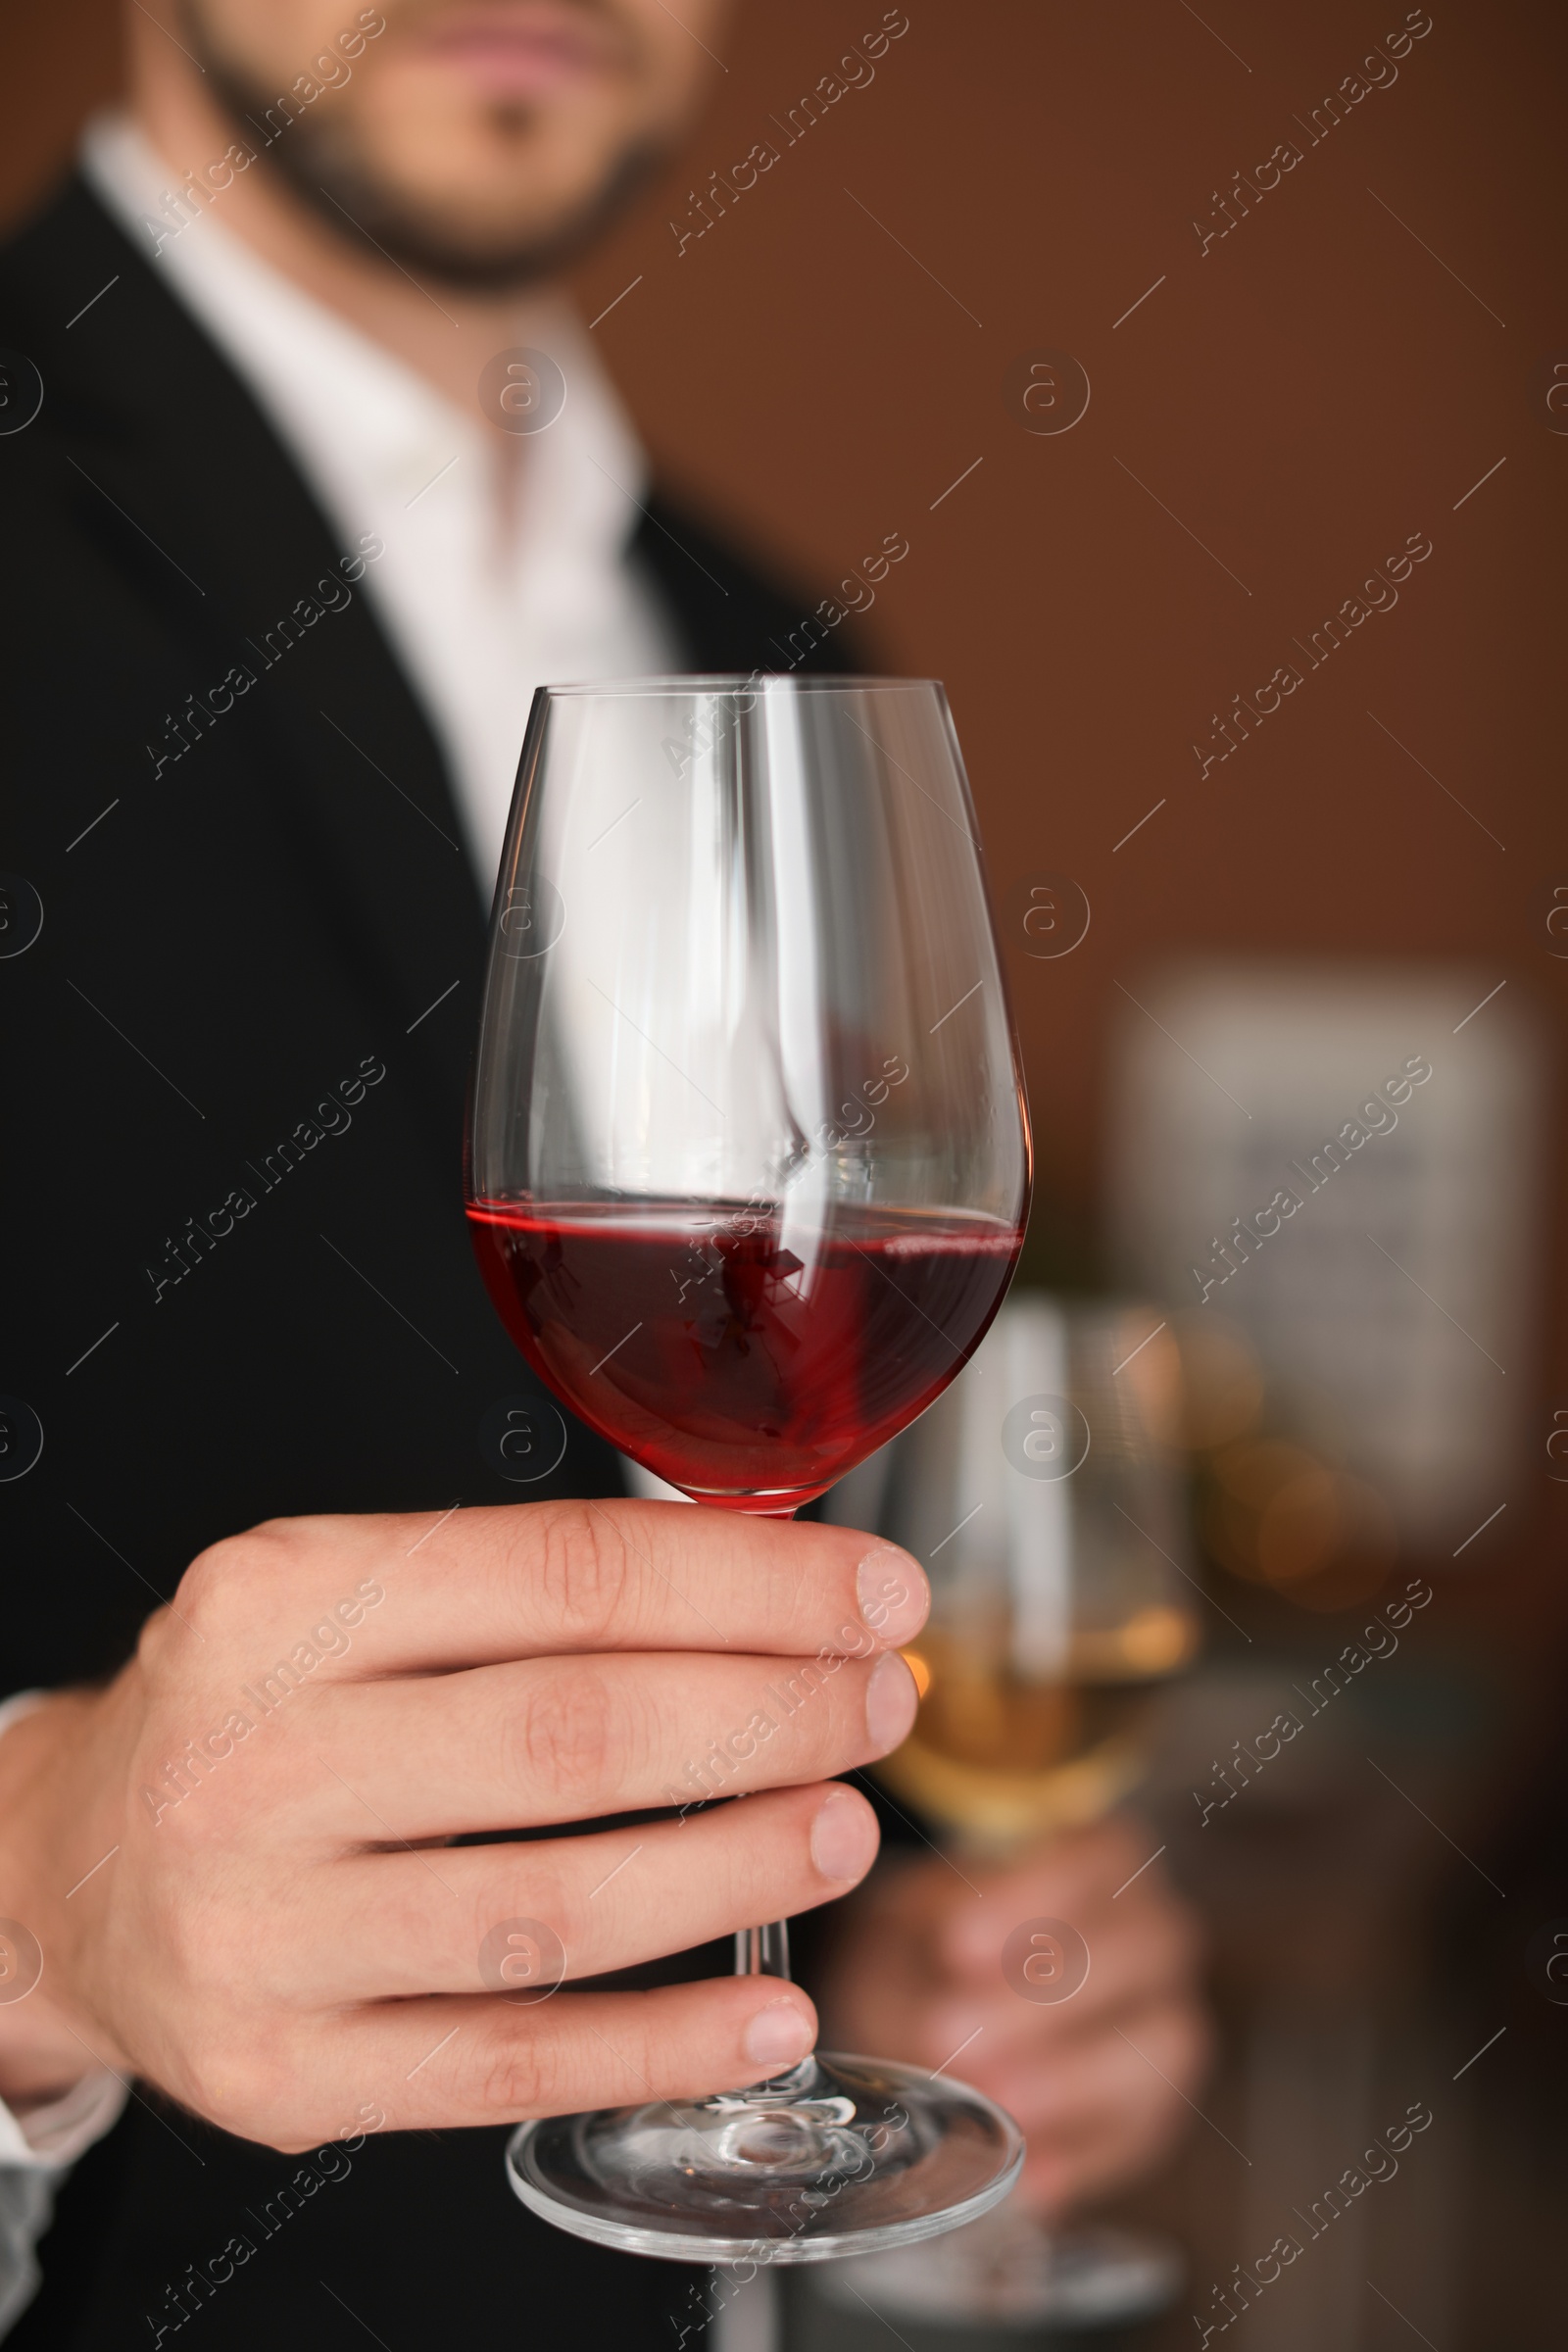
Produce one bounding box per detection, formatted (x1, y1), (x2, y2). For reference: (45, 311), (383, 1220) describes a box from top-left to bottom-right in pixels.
(466, 675), (1031, 2263)
(466, 1200), (1024, 1511)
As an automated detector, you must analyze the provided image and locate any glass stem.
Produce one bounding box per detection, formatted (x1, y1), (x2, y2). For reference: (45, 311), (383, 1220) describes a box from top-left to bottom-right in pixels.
(731, 1500), (802, 1990)
(730, 1507), (807, 2083)
(734, 1919), (792, 1982)
(731, 1918), (816, 2098)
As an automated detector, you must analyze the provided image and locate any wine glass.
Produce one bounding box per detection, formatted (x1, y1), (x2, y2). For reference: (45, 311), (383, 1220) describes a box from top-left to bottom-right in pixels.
(464, 674), (1033, 2262)
(817, 1292), (1199, 2325)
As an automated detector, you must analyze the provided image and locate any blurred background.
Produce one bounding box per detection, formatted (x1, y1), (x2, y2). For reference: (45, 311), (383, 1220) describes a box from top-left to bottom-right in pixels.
(8, 0), (1566, 2342)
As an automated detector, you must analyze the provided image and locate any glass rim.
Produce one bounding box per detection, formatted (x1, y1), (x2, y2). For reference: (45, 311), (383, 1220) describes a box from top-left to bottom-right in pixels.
(535, 673), (942, 699)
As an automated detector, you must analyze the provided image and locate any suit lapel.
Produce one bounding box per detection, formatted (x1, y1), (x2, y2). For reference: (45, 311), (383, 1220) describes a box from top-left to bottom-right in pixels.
(6, 177), (485, 1140)
(2, 175), (850, 1161)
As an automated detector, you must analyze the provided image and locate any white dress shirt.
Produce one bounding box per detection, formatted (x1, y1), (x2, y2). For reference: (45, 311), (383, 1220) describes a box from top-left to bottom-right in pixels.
(0, 114), (684, 2329)
(81, 114), (678, 889)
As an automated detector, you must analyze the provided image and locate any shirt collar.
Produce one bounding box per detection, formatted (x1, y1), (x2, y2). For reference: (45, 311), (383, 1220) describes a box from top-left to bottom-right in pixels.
(78, 111), (652, 579)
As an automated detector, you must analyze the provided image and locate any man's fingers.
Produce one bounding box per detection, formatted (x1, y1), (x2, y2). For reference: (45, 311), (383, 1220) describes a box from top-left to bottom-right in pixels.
(286, 1785), (880, 2001)
(202, 1500), (926, 1672)
(1013, 2002), (1213, 2216)
(937, 1817), (1176, 1977)
(233, 1978), (823, 2149)
(914, 1898), (1203, 2071)
(293, 1648), (917, 1837)
(397, 1975), (821, 2129)
(967, 1997), (1211, 2160)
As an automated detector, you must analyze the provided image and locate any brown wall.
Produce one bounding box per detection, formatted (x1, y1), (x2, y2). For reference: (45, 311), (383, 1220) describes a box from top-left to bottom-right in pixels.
(6, 0), (1565, 1617)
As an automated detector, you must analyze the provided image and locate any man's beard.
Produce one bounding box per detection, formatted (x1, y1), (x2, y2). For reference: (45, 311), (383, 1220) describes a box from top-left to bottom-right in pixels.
(186, 18), (662, 289)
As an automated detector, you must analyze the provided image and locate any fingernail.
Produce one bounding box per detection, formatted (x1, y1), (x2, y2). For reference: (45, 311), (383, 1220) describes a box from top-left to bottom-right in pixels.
(857, 1543), (929, 1646)
(810, 1785), (878, 1882)
(744, 1997), (813, 2071)
(865, 1649), (918, 1754)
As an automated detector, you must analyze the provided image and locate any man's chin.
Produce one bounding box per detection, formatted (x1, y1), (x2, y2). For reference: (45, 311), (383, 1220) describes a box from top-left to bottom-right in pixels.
(276, 125), (660, 291)
(181, 1), (668, 292)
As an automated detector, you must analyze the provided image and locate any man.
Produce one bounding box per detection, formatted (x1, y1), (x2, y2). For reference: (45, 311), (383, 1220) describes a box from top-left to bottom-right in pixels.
(0, 3), (1207, 2340)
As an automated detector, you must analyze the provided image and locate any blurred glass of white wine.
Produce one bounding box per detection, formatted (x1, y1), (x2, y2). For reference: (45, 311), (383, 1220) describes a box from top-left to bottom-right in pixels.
(829, 1293), (1199, 1856)
(815, 1293), (1200, 2330)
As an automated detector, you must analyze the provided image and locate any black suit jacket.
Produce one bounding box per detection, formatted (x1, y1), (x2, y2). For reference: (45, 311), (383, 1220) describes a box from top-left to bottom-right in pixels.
(0, 173), (851, 2350)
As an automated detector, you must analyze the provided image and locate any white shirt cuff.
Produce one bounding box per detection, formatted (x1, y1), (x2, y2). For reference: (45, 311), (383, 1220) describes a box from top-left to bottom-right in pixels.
(0, 1691), (131, 2169)
(0, 2070), (129, 2171)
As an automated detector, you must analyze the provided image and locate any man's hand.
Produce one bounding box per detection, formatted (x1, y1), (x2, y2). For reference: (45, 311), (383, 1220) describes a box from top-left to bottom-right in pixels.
(818, 1815), (1210, 2216)
(0, 1502), (926, 2150)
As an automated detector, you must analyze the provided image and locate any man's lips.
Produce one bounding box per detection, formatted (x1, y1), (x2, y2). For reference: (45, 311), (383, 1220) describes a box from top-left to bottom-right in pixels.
(412, 6), (621, 96)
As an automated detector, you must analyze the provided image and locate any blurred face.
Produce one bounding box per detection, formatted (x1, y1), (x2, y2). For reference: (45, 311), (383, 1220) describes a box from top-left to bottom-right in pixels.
(180, 0), (723, 284)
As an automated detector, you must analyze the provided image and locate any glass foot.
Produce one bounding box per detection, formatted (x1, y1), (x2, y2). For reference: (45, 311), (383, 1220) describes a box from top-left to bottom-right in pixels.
(505, 2051), (1023, 2264)
(816, 2195), (1183, 2327)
